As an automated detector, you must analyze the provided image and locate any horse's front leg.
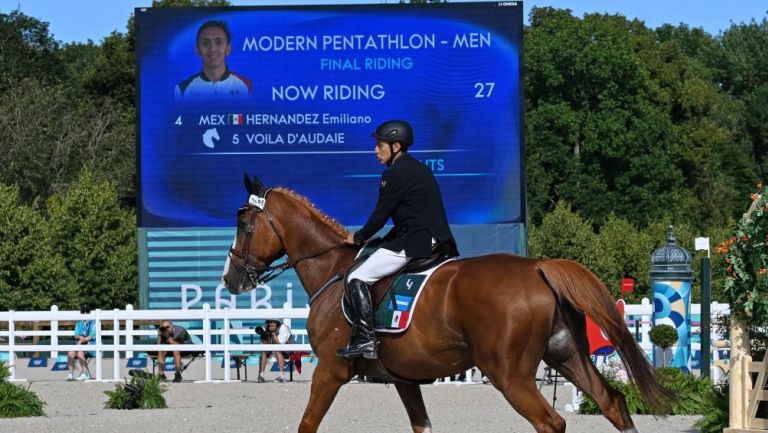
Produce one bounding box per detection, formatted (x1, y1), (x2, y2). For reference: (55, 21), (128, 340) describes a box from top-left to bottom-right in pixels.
(298, 358), (352, 433)
(394, 383), (432, 433)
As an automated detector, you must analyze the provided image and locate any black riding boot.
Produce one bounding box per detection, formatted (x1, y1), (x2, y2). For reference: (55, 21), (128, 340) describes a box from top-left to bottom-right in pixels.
(336, 279), (378, 359)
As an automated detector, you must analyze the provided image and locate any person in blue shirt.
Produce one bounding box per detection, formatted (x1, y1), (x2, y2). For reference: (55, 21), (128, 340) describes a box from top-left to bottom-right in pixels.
(67, 304), (96, 381)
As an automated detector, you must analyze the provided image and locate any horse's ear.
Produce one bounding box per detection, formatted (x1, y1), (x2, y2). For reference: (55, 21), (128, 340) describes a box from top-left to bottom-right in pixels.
(243, 173), (266, 195)
(252, 175), (265, 193)
(243, 172), (254, 194)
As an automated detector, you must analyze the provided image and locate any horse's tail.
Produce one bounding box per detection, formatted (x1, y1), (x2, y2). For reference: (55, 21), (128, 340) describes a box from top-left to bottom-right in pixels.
(537, 259), (670, 414)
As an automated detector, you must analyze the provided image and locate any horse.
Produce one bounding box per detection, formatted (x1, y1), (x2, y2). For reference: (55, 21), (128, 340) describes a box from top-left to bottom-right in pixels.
(221, 175), (669, 433)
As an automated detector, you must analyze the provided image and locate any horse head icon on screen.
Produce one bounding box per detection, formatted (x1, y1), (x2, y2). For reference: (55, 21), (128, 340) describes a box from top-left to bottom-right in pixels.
(202, 128), (220, 148)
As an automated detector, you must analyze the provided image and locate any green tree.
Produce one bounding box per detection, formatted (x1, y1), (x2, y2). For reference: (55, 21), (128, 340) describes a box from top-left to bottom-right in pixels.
(84, 31), (135, 107)
(592, 215), (652, 301)
(0, 79), (135, 203)
(44, 171), (137, 309)
(529, 200), (598, 268)
(718, 17), (768, 98)
(0, 184), (75, 310)
(0, 10), (63, 93)
(525, 8), (759, 231)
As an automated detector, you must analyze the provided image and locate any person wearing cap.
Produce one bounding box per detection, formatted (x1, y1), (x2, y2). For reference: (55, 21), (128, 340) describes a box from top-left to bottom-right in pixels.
(257, 319), (294, 383)
(336, 120), (459, 360)
(67, 304), (96, 381)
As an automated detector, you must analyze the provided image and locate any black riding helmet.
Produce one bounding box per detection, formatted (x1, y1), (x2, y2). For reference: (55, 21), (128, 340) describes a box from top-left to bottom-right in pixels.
(371, 120), (413, 165)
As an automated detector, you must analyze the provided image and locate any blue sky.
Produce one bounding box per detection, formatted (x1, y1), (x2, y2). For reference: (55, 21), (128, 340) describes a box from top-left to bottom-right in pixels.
(4, 0), (767, 44)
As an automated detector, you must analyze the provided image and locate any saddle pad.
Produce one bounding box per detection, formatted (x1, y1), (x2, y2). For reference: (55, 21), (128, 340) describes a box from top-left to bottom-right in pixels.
(342, 259), (454, 334)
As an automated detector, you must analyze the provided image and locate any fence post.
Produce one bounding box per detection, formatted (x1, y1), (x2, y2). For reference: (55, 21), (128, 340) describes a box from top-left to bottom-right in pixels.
(640, 297), (652, 351)
(113, 308), (120, 381)
(94, 308), (102, 381)
(125, 304), (134, 359)
(285, 282), (293, 329)
(203, 303), (212, 382)
(8, 310), (15, 381)
(224, 307), (231, 381)
(728, 315), (749, 429)
(50, 305), (59, 360)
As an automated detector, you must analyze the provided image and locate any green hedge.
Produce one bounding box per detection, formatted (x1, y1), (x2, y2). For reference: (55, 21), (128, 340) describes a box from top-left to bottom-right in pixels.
(0, 362), (45, 418)
(578, 367), (711, 415)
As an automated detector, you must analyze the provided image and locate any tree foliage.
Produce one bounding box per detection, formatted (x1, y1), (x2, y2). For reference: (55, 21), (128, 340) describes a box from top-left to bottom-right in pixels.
(717, 183), (768, 324)
(0, 173), (136, 310)
(525, 8), (761, 230)
(0, 11), (63, 92)
(0, 185), (75, 310)
(45, 171), (137, 309)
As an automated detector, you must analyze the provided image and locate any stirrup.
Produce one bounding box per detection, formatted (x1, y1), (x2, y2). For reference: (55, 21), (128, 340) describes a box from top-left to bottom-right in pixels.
(336, 340), (378, 359)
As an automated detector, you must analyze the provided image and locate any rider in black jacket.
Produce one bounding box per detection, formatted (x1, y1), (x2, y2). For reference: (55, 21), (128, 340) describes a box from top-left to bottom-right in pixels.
(337, 120), (458, 359)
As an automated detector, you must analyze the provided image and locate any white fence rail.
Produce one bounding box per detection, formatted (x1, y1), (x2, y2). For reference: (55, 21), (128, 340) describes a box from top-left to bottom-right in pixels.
(0, 304), (312, 382)
(0, 299), (732, 383)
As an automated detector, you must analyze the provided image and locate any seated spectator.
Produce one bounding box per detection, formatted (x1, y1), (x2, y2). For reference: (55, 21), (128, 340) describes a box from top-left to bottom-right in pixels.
(256, 319), (294, 383)
(156, 320), (192, 382)
(67, 304), (95, 381)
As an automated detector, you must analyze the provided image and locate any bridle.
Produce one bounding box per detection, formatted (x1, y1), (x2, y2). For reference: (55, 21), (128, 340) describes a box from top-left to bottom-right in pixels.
(227, 188), (344, 290)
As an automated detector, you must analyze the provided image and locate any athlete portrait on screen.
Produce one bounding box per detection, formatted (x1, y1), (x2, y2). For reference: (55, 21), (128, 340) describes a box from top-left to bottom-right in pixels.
(174, 20), (252, 99)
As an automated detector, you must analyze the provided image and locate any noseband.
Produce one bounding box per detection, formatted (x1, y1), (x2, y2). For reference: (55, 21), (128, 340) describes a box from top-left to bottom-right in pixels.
(228, 189), (342, 290)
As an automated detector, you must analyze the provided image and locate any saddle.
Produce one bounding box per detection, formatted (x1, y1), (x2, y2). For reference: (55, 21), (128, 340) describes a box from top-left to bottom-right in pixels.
(342, 238), (455, 332)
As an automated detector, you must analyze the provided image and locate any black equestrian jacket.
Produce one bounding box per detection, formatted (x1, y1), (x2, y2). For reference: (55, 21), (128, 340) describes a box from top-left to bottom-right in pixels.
(353, 153), (459, 259)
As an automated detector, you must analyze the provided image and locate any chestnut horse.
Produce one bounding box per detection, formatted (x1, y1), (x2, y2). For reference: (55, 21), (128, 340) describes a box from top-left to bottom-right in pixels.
(221, 175), (668, 433)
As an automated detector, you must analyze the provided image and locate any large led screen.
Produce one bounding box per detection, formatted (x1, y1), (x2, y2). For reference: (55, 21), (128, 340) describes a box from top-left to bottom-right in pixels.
(136, 2), (524, 228)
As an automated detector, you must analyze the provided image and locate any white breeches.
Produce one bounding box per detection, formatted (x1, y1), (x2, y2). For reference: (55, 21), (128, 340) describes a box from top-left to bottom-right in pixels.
(347, 248), (411, 284)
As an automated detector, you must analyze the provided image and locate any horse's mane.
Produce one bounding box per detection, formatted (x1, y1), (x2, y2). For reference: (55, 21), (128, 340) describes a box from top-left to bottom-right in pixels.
(273, 187), (349, 238)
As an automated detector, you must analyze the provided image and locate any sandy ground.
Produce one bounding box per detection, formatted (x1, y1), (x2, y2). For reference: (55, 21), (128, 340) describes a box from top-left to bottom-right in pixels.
(0, 360), (703, 433)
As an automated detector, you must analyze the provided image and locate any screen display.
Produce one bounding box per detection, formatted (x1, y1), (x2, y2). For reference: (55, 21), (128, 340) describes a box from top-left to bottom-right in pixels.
(136, 2), (524, 228)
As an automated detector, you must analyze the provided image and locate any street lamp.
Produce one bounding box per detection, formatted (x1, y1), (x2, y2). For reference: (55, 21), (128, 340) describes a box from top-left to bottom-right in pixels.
(695, 236), (711, 379)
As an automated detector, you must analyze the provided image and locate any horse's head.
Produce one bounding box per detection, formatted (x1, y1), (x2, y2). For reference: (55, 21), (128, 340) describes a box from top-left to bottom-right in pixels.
(221, 174), (287, 295)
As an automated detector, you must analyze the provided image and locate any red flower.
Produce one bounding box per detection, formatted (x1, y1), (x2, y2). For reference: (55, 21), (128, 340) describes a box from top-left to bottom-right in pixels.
(727, 265), (734, 274)
(758, 182), (764, 190)
(741, 234), (749, 242)
(759, 268), (767, 276)
(752, 193), (760, 202)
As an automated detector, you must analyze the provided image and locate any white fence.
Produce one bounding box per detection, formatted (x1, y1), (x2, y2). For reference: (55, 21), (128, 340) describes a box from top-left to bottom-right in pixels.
(624, 298), (731, 369)
(0, 304), (312, 382)
(0, 299), (732, 383)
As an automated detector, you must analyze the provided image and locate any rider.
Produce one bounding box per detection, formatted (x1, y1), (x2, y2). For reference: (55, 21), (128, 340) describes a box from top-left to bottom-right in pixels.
(337, 119), (459, 359)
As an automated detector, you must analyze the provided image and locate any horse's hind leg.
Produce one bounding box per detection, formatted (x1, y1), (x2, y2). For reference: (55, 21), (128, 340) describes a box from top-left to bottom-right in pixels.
(394, 383), (432, 433)
(545, 317), (637, 432)
(487, 375), (567, 433)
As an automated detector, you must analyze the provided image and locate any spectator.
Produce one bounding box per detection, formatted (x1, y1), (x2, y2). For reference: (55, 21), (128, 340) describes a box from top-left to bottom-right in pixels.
(256, 319), (294, 383)
(156, 320), (192, 382)
(67, 304), (95, 381)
